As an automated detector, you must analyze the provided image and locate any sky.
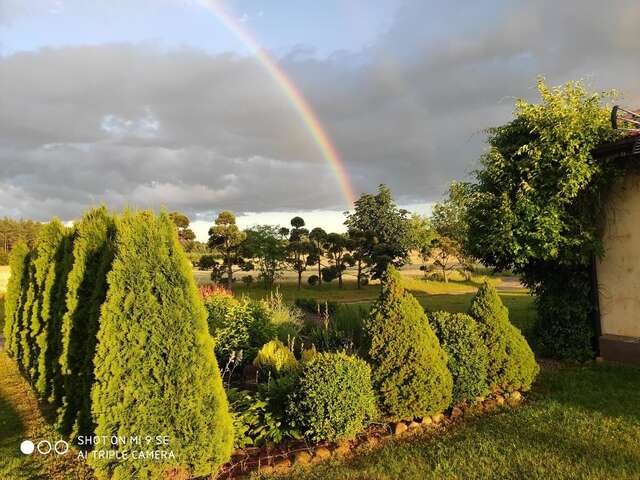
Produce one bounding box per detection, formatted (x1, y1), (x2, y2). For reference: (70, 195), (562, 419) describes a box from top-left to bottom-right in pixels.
(1, 0), (639, 240)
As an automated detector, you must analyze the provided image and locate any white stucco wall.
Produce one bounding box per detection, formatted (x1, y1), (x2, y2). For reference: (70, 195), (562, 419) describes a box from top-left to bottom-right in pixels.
(597, 171), (640, 338)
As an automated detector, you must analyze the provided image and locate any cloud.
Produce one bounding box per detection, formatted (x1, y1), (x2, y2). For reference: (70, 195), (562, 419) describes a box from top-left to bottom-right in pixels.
(1, 0), (639, 223)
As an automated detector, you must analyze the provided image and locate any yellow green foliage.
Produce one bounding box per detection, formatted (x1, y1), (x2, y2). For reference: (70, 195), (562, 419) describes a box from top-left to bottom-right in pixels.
(253, 339), (298, 374)
(90, 211), (233, 479)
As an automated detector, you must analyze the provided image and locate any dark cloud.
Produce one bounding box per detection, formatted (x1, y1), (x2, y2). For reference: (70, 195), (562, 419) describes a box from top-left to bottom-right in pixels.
(1, 0), (639, 221)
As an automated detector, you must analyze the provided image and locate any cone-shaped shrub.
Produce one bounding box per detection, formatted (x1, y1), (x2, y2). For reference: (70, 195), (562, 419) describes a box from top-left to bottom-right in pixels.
(90, 211), (233, 480)
(18, 247), (39, 377)
(58, 207), (116, 437)
(429, 312), (490, 405)
(21, 219), (69, 387)
(34, 223), (75, 402)
(287, 352), (377, 442)
(468, 282), (539, 392)
(3, 241), (31, 360)
(365, 267), (452, 421)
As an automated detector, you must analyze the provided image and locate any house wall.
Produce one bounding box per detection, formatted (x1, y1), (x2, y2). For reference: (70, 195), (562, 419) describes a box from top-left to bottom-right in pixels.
(597, 171), (640, 338)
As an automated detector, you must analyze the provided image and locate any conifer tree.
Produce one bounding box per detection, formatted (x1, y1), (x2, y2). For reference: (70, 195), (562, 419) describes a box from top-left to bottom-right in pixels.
(58, 207), (116, 436)
(34, 224), (75, 402)
(430, 311), (490, 405)
(90, 211), (233, 479)
(365, 266), (452, 421)
(21, 219), (68, 385)
(3, 241), (31, 360)
(469, 282), (539, 392)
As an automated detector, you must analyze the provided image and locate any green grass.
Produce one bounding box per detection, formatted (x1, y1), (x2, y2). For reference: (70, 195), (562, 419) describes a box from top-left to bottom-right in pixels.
(0, 352), (94, 479)
(209, 273), (523, 305)
(270, 363), (640, 480)
(0, 265), (9, 295)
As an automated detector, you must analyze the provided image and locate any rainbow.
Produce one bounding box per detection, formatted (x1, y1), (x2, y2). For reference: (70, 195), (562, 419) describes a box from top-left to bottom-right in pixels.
(196, 0), (356, 206)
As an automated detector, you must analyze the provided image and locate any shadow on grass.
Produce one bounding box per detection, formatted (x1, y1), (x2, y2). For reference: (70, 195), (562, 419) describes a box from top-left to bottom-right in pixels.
(0, 391), (43, 479)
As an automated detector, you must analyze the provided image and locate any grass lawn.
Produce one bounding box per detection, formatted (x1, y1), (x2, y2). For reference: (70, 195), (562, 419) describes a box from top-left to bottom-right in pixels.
(272, 363), (640, 480)
(0, 265), (9, 294)
(0, 352), (94, 480)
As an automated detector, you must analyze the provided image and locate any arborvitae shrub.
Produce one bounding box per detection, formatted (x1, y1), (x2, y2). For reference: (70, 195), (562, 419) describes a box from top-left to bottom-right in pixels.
(469, 282), (539, 392)
(18, 246), (39, 377)
(34, 224), (75, 403)
(22, 219), (69, 388)
(365, 267), (452, 421)
(429, 311), (490, 405)
(90, 211), (233, 479)
(287, 352), (377, 442)
(3, 241), (31, 360)
(58, 207), (116, 437)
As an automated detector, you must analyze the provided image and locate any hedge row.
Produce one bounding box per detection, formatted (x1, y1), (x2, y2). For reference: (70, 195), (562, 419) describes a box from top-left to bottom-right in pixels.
(3, 208), (233, 479)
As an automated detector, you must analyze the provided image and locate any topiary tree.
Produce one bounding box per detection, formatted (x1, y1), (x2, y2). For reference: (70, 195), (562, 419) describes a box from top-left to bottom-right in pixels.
(3, 241), (31, 361)
(58, 207), (116, 437)
(90, 211), (233, 479)
(429, 311), (490, 405)
(365, 267), (452, 421)
(287, 352), (377, 442)
(468, 282), (539, 392)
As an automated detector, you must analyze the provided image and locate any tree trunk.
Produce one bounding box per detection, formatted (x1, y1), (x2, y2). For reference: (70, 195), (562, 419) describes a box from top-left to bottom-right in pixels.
(356, 259), (362, 289)
(227, 259), (233, 289)
(443, 267), (448, 283)
(338, 270), (343, 289)
(298, 270), (302, 290)
(318, 259), (322, 286)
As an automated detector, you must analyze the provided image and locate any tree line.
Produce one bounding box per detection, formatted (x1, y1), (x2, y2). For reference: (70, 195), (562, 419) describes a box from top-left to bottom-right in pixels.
(182, 184), (473, 290)
(0, 218), (42, 264)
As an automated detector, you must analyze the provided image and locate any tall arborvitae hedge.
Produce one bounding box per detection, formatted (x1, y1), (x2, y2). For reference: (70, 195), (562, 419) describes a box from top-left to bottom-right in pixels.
(3, 241), (31, 360)
(18, 249), (38, 377)
(365, 267), (452, 421)
(35, 224), (75, 403)
(58, 207), (116, 437)
(90, 211), (233, 479)
(21, 219), (69, 387)
(469, 282), (539, 392)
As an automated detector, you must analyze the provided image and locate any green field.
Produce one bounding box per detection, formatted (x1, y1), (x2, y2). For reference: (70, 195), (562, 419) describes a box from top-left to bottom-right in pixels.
(0, 265), (9, 294)
(274, 363), (640, 480)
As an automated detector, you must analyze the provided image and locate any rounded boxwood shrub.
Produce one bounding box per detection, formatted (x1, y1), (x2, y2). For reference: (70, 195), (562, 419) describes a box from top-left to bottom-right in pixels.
(365, 267), (452, 421)
(58, 207), (116, 437)
(90, 211), (233, 479)
(3, 241), (31, 361)
(469, 282), (539, 392)
(429, 311), (490, 405)
(287, 352), (377, 442)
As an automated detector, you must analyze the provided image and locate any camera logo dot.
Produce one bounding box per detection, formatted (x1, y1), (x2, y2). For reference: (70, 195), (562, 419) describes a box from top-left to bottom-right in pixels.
(20, 439), (69, 455)
(20, 440), (35, 455)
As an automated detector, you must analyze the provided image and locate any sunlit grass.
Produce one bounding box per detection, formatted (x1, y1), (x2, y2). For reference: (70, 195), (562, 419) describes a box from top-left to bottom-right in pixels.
(270, 364), (640, 480)
(0, 266), (9, 295)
